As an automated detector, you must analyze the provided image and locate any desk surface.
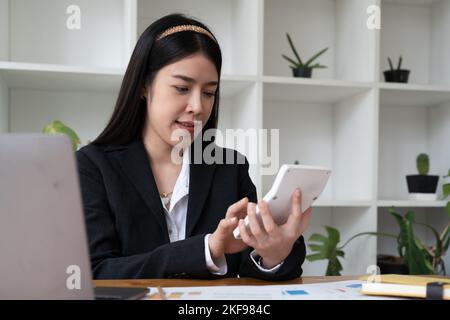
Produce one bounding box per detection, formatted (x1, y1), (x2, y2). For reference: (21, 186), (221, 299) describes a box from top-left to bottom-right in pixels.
(94, 276), (360, 288)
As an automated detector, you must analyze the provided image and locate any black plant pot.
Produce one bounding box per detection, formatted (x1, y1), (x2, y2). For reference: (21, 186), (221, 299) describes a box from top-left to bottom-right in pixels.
(406, 175), (439, 193)
(293, 67), (312, 78)
(383, 69), (410, 83)
(377, 255), (409, 275)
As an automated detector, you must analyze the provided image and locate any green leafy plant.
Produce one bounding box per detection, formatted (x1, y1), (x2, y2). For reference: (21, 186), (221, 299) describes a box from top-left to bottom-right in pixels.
(416, 153), (429, 175)
(388, 55), (404, 71)
(306, 226), (345, 276)
(282, 33), (328, 70)
(443, 169), (450, 201)
(443, 169), (450, 263)
(307, 180), (450, 275)
(307, 226), (389, 276)
(42, 120), (81, 151)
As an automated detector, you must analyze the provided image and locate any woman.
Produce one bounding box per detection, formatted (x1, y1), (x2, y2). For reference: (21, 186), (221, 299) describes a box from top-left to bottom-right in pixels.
(76, 13), (312, 280)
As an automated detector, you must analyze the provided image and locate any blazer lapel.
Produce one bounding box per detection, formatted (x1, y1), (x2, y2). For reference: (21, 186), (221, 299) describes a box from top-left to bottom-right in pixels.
(185, 160), (216, 238)
(114, 140), (169, 242)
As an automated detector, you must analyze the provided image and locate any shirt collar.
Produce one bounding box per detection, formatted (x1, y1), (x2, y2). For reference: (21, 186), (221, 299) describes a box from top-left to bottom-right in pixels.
(162, 146), (190, 212)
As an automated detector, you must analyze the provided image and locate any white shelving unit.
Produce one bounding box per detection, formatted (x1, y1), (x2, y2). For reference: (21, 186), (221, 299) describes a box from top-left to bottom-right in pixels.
(378, 0), (450, 276)
(1, 0), (449, 276)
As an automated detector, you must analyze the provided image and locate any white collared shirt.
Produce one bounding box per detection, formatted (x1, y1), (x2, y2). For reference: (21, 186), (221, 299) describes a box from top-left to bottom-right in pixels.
(159, 147), (282, 275)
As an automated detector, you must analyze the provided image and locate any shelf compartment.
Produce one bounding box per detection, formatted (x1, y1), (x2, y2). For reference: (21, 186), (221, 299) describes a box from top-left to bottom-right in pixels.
(377, 206), (449, 270)
(0, 62), (257, 96)
(263, 76), (372, 103)
(9, 88), (117, 145)
(378, 102), (450, 201)
(377, 200), (447, 208)
(380, 0), (450, 86)
(137, 0), (261, 76)
(264, 0), (378, 82)
(3, 0), (132, 68)
(379, 82), (450, 107)
(314, 200), (373, 207)
(262, 85), (377, 201)
(0, 62), (124, 92)
(302, 206), (377, 276)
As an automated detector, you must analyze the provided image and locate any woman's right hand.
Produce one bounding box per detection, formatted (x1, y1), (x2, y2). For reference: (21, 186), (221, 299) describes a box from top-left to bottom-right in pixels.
(208, 197), (250, 263)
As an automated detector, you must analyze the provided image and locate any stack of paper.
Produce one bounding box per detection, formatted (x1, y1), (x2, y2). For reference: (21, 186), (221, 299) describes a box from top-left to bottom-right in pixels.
(360, 275), (450, 300)
(145, 280), (402, 300)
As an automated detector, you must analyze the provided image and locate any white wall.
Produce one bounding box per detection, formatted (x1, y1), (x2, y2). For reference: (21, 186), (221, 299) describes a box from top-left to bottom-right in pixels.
(262, 99), (334, 198)
(10, 0), (124, 67)
(431, 0), (450, 85)
(0, 76), (8, 132)
(10, 89), (116, 145)
(264, 0), (335, 79)
(381, 2), (431, 84)
(336, 0), (379, 81)
(137, 0), (260, 76)
(0, 0), (8, 60)
(334, 207), (377, 275)
(333, 90), (376, 200)
(430, 102), (450, 199)
(379, 105), (430, 200)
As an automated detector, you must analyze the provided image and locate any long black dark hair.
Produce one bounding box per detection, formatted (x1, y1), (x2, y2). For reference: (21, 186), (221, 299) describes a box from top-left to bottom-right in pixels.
(92, 13), (222, 146)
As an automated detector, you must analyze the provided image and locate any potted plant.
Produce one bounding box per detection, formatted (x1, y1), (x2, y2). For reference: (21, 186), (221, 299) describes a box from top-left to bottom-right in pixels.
(443, 169), (450, 200)
(307, 180), (450, 275)
(42, 120), (81, 151)
(383, 56), (410, 83)
(406, 153), (439, 201)
(282, 33), (328, 78)
(376, 254), (409, 275)
(306, 224), (407, 276)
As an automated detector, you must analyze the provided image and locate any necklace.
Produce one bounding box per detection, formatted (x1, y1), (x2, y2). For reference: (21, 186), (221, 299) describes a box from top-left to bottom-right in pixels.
(160, 191), (173, 198)
(160, 191), (173, 207)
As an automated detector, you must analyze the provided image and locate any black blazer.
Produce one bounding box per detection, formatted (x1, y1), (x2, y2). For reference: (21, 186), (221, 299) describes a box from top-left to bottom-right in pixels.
(76, 139), (306, 280)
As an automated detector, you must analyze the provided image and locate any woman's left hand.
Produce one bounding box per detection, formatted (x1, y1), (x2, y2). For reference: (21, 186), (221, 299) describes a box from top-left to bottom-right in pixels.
(238, 189), (312, 269)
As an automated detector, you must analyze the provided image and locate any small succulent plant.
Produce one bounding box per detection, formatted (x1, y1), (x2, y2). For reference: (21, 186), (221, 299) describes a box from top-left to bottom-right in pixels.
(416, 153), (429, 175)
(388, 55), (404, 71)
(282, 33), (328, 70)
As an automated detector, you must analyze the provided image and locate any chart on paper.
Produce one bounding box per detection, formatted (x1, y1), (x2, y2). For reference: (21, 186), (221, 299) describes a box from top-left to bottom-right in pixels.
(145, 280), (402, 300)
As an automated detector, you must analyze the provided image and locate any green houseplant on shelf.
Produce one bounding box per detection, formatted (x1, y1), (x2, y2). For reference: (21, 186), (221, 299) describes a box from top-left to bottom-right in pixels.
(443, 169), (450, 201)
(383, 55), (410, 83)
(42, 120), (81, 151)
(281, 32), (328, 78)
(406, 153), (440, 201)
(307, 180), (450, 276)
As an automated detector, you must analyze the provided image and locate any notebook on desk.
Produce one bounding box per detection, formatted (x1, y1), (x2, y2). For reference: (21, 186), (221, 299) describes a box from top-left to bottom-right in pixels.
(0, 134), (148, 300)
(360, 274), (450, 300)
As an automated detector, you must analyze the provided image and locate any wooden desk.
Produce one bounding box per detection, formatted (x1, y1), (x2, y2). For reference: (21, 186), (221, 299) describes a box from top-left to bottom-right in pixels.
(94, 275), (360, 288)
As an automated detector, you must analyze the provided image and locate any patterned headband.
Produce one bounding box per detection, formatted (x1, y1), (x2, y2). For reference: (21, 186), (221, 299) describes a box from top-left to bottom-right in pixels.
(156, 24), (217, 43)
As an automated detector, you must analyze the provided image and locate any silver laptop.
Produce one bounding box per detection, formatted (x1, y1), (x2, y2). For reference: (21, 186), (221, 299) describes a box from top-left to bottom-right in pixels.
(0, 134), (149, 300)
(0, 134), (94, 299)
